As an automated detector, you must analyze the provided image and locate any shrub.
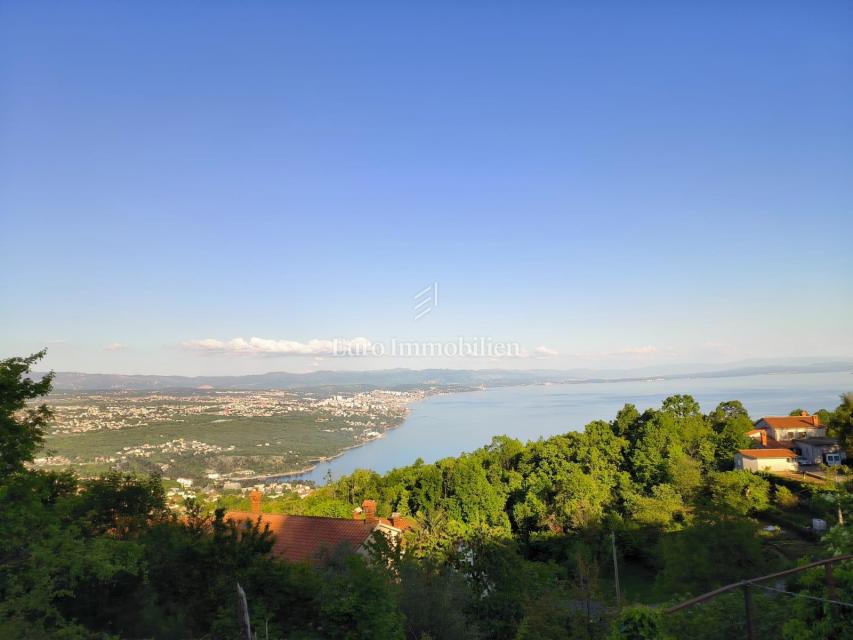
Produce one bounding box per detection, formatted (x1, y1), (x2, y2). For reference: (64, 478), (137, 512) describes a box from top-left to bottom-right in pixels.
(774, 485), (798, 509)
(610, 606), (670, 640)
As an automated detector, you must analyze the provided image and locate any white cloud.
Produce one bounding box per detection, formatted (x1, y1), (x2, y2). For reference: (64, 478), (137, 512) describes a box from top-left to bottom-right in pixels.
(105, 342), (125, 352)
(182, 336), (373, 356)
(533, 346), (559, 357)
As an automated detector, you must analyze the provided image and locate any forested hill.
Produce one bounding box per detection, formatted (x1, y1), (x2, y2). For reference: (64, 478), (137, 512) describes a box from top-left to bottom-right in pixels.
(3, 351), (853, 639)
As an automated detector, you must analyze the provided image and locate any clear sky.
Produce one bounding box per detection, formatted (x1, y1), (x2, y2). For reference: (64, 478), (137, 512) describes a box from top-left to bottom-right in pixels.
(1, 1), (851, 375)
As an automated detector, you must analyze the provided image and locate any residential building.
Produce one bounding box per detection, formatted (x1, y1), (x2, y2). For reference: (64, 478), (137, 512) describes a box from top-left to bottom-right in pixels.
(226, 492), (414, 565)
(792, 437), (846, 466)
(753, 411), (825, 441)
(748, 411), (846, 467)
(734, 448), (798, 473)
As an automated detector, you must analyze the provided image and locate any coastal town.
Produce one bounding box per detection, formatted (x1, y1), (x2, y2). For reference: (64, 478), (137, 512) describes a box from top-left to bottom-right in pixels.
(44, 388), (426, 435)
(35, 388), (430, 482)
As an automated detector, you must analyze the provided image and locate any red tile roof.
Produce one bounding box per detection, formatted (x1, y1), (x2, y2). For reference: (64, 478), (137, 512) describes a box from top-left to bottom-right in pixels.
(757, 415), (821, 429)
(737, 448), (798, 459)
(746, 428), (791, 450)
(226, 511), (378, 564)
(378, 515), (417, 531)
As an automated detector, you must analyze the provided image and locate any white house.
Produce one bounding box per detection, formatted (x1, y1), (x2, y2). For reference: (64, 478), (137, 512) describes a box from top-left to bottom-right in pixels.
(734, 448), (798, 473)
(753, 411), (825, 442)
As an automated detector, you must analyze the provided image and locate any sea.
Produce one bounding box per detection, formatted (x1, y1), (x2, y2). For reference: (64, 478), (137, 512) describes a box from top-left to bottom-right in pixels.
(276, 371), (852, 484)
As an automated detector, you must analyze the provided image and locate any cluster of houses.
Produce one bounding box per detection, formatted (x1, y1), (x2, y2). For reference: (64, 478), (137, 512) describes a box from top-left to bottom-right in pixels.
(734, 411), (846, 473)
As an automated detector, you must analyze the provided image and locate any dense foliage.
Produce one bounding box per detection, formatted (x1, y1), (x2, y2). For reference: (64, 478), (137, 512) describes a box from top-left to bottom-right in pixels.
(2, 351), (852, 639)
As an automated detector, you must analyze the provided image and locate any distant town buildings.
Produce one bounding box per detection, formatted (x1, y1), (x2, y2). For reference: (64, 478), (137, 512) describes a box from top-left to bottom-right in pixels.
(35, 388), (427, 481)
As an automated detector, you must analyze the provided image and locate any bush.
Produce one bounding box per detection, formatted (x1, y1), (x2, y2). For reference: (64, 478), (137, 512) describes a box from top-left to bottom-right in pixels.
(774, 485), (799, 509)
(610, 606), (670, 640)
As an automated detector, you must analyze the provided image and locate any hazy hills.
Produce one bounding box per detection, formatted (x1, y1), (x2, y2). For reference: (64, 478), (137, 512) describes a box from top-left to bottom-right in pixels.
(37, 359), (853, 392)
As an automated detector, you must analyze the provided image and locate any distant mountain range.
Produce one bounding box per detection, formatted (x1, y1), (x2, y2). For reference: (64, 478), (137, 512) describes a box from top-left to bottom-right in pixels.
(37, 359), (853, 392)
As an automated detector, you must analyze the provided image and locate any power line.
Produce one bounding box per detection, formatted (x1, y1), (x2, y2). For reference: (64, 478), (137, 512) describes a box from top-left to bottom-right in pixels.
(749, 582), (853, 609)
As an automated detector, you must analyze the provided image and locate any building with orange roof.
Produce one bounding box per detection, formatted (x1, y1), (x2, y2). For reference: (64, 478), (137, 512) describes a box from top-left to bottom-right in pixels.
(746, 411), (845, 468)
(734, 448), (798, 473)
(754, 411), (825, 442)
(226, 493), (415, 565)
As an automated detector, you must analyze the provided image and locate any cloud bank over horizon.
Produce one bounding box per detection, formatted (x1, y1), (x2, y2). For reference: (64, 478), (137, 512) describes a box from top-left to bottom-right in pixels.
(182, 336), (374, 356)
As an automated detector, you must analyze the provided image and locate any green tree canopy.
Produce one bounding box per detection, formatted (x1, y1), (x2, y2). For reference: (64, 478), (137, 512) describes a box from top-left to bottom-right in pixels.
(0, 350), (53, 479)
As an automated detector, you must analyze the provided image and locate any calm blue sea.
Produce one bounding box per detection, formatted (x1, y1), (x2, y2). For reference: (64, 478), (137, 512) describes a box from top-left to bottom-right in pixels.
(279, 371), (852, 484)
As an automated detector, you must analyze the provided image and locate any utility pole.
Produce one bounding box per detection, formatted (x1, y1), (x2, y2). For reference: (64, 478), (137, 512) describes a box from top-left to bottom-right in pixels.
(611, 531), (621, 610)
(826, 561), (836, 621)
(236, 582), (252, 640)
(742, 584), (754, 640)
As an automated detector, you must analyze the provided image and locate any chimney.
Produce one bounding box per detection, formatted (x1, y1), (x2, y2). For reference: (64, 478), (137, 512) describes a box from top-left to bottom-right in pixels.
(812, 415), (820, 426)
(250, 489), (261, 516)
(362, 499), (377, 523)
(760, 431), (768, 447)
(352, 506), (363, 520)
(390, 511), (401, 528)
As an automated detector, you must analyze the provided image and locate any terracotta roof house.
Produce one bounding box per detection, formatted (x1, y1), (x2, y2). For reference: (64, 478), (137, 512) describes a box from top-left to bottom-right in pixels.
(734, 448), (798, 473)
(226, 493), (415, 565)
(745, 429), (789, 451)
(747, 411), (845, 467)
(754, 411), (825, 442)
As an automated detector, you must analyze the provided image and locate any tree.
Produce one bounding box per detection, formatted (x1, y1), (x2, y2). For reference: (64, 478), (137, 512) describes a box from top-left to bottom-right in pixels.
(774, 485), (798, 509)
(829, 392), (853, 448)
(624, 484), (688, 529)
(610, 606), (670, 640)
(0, 350), (54, 479)
(395, 556), (475, 640)
(708, 470), (770, 516)
(712, 414), (753, 467)
(74, 471), (169, 537)
(659, 516), (766, 594)
(661, 395), (702, 420)
(709, 401), (750, 428)
(318, 553), (404, 640)
(612, 404), (641, 439)
(628, 412), (684, 488)
(666, 453), (703, 499)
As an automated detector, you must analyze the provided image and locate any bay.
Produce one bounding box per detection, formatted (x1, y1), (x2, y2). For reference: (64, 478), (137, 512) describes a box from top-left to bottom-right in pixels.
(282, 371), (852, 484)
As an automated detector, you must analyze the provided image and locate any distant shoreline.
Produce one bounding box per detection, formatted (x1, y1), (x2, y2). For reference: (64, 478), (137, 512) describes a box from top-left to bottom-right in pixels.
(39, 361), (853, 395)
(230, 390), (456, 485)
(243, 371), (853, 484)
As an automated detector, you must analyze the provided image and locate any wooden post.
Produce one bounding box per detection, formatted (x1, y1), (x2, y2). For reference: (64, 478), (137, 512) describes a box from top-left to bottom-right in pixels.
(825, 561), (836, 600)
(611, 531), (621, 610)
(826, 561), (836, 620)
(236, 582), (252, 640)
(743, 584), (754, 640)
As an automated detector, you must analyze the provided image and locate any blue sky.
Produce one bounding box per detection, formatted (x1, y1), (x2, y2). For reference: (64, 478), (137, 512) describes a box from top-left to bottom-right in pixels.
(1, 1), (851, 375)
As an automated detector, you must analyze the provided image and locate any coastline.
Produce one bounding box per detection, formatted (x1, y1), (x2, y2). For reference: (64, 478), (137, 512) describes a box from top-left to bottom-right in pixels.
(241, 371), (853, 485)
(231, 387), (463, 485)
